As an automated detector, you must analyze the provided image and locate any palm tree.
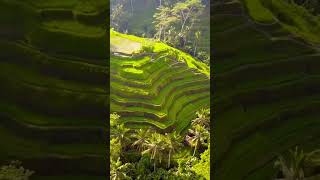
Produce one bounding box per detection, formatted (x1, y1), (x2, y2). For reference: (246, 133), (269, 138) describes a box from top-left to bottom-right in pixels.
(192, 108), (210, 128)
(274, 147), (320, 180)
(111, 123), (131, 148)
(188, 124), (209, 156)
(110, 158), (132, 180)
(142, 133), (166, 171)
(165, 132), (183, 168)
(132, 128), (151, 152)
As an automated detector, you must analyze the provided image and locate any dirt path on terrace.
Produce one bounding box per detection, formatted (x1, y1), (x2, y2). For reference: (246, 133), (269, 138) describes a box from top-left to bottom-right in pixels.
(111, 36), (142, 54)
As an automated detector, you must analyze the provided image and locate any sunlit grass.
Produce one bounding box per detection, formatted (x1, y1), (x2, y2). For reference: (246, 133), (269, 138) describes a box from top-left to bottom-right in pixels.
(244, 0), (275, 23)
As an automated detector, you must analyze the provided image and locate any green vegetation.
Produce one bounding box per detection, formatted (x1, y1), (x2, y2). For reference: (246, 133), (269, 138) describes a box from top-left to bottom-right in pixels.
(214, 0), (320, 179)
(243, 0), (320, 44)
(267, 0), (320, 44)
(110, 0), (210, 64)
(243, 0), (275, 23)
(111, 29), (209, 75)
(110, 110), (210, 179)
(274, 147), (320, 179)
(0, 0), (107, 179)
(110, 23), (209, 178)
(0, 161), (34, 180)
(111, 31), (209, 134)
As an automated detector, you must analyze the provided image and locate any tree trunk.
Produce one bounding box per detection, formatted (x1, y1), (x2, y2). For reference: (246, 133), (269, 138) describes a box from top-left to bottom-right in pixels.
(130, 0), (133, 15)
(180, 7), (194, 34)
(168, 150), (171, 168)
(193, 141), (198, 156)
(158, 26), (163, 40)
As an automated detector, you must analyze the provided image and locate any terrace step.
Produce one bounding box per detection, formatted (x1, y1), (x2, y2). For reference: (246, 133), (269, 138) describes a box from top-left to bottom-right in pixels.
(112, 92), (209, 130)
(112, 82), (209, 105)
(0, 41), (108, 85)
(110, 38), (209, 132)
(27, 20), (107, 59)
(216, 54), (320, 90)
(215, 75), (320, 113)
(111, 79), (209, 99)
(212, 25), (314, 73)
(0, 62), (105, 93)
(0, 102), (103, 127)
(1, 78), (106, 119)
(0, 113), (105, 144)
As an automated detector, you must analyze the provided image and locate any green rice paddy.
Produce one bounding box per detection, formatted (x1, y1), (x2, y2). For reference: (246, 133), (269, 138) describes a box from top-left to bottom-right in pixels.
(110, 30), (210, 134)
(214, 0), (320, 179)
(0, 0), (107, 179)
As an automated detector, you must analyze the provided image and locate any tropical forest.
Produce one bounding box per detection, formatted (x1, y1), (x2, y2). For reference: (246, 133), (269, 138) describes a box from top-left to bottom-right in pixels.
(110, 0), (210, 179)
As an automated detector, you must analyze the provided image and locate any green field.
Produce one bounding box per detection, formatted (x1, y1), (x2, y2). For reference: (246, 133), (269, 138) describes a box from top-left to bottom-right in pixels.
(0, 0), (107, 179)
(110, 30), (210, 134)
(214, 0), (320, 179)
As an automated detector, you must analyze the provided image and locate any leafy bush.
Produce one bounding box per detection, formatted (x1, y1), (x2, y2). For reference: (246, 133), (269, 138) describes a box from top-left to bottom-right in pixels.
(140, 41), (155, 53)
(196, 51), (210, 65)
(0, 161), (34, 180)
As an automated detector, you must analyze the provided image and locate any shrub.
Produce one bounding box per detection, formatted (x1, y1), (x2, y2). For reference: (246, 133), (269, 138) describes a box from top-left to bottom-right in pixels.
(0, 161), (34, 180)
(140, 41), (155, 53)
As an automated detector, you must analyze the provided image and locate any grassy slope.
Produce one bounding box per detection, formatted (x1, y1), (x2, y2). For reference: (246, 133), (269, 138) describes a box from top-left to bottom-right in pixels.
(0, 0), (107, 179)
(110, 30), (209, 134)
(244, 0), (320, 44)
(214, 0), (320, 179)
(243, 0), (275, 23)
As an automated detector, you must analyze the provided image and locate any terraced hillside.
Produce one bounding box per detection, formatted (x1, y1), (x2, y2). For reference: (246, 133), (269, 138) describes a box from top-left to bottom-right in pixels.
(110, 30), (210, 134)
(0, 0), (107, 179)
(213, 0), (320, 179)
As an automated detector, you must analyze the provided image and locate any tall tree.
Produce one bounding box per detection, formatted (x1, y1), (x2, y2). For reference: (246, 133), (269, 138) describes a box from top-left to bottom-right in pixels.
(192, 143), (210, 179)
(114, 124), (130, 148)
(110, 0), (130, 32)
(132, 129), (151, 152)
(274, 147), (320, 180)
(192, 108), (210, 128)
(153, 0), (204, 48)
(274, 147), (306, 180)
(193, 30), (201, 56)
(110, 159), (133, 180)
(153, 6), (178, 41)
(142, 133), (166, 171)
(110, 114), (131, 148)
(188, 124), (209, 156)
(130, 0), (134, 15)
(165, 132), (183, 168)
(172, 0), (204, 47)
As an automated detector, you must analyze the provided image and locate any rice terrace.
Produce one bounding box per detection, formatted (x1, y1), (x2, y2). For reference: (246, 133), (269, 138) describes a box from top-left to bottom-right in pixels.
(0, 0), (211, 179)
(214, 0), (320, 179)
(109, 29), (211, 179)
(0, 0), (107, 179)
(110, 30), (210, 133)
(110, 0), (211, 179)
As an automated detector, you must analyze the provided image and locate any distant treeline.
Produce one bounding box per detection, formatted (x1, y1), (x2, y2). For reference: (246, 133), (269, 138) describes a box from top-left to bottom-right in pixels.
(110, 0), (210, 64)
